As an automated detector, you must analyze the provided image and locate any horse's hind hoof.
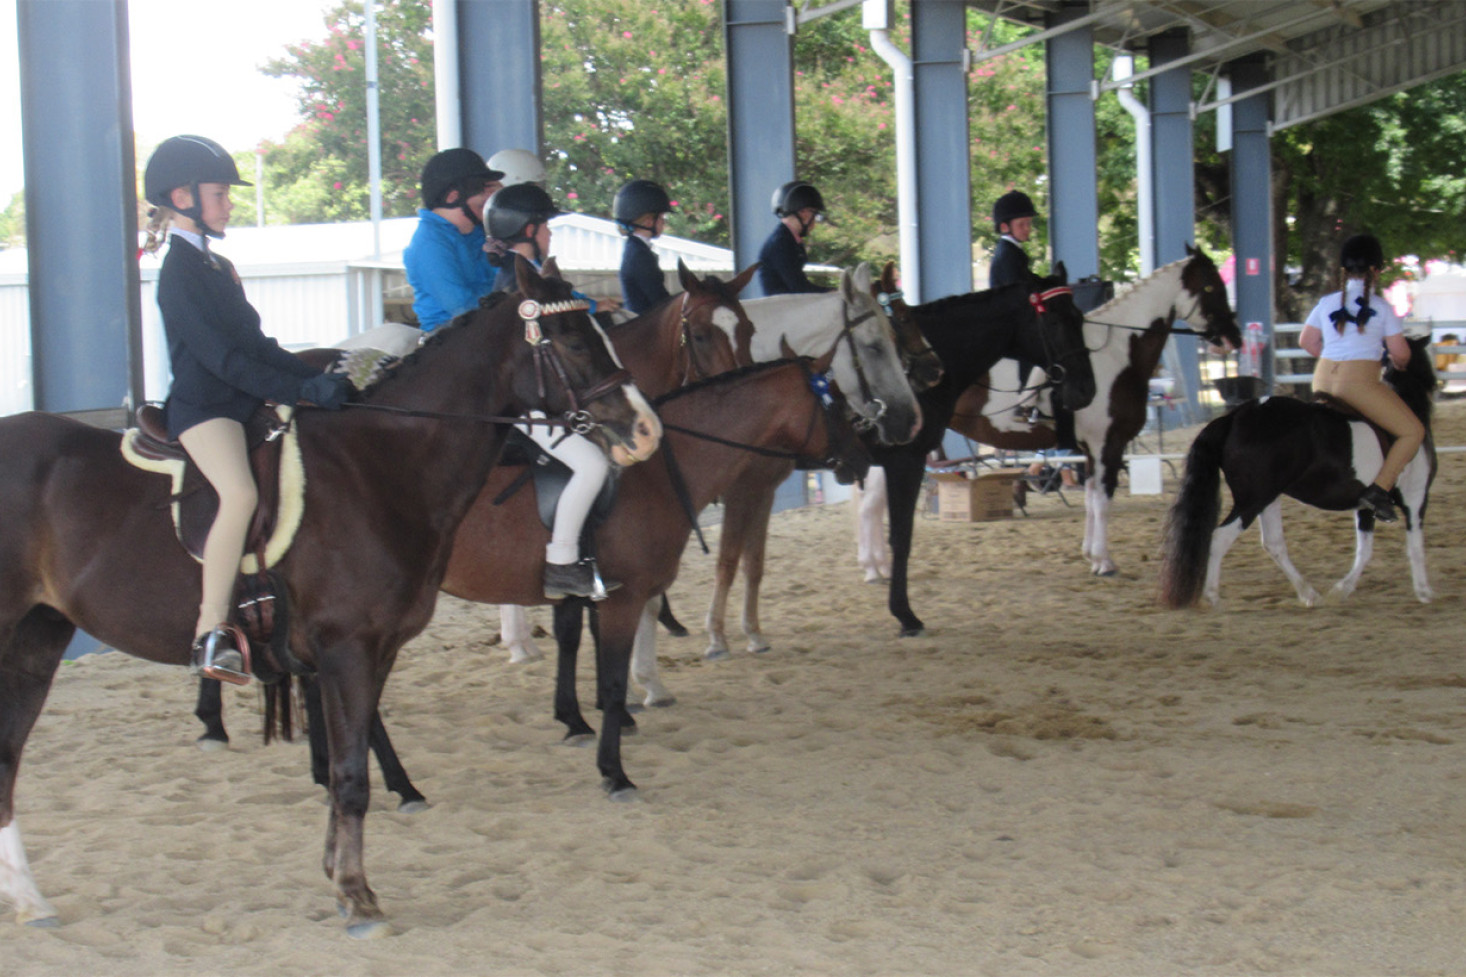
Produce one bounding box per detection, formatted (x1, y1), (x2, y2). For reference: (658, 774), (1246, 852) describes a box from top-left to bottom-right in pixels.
(563, 732), (595, 748)
(898, 626), (925, 638)
(663, 624), (689, 638)
(23, 914), (60, 928)
(396, 799), (429, 815)
(195, 735), (229, 753)
(704, 648), (731, 662)
(346, 919), (394, 940)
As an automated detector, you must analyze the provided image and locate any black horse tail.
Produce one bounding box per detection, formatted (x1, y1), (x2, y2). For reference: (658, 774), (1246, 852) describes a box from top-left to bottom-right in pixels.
(1159, 410), (1233, 608)
(261, 676), (298, 745)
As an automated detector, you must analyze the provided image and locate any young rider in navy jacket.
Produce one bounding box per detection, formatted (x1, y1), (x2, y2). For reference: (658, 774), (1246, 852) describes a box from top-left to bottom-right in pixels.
(142, 135), (350, 685)
(614, 179), (674, 314)
(757, 181), (833, 296)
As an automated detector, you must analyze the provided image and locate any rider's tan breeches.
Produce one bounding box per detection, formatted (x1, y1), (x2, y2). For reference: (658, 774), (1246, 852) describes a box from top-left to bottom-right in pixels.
(1312, 357), (1424, 491)
(178, 418), (258, 639)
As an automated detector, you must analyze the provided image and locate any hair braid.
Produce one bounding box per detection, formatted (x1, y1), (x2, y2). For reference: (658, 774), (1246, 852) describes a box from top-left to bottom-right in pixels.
(142, 206), (174, 256)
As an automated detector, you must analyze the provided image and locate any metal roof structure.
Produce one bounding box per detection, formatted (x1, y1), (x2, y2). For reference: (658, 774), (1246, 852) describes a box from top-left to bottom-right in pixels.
(955, 0), (1466, 129)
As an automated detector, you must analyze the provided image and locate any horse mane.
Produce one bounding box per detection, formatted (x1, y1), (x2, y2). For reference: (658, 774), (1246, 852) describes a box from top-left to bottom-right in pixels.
(651, 358), (800, 407)
(1085, 254), (1192, 319)
(1386, 336), (1438, 426)
(913, 282), (1026, 317)
(356, 291), (518, 400)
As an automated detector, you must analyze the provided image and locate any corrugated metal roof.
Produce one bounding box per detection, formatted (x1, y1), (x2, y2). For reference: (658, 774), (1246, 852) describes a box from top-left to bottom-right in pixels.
(962, 0), (1466, 129)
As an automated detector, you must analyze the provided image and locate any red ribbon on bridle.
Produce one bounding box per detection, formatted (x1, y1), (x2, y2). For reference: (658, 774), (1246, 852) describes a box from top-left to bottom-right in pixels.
(1028, 285), (1072, 316)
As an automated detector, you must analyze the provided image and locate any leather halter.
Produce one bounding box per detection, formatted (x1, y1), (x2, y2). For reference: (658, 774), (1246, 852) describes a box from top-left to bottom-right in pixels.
(519, 297), (633, 434)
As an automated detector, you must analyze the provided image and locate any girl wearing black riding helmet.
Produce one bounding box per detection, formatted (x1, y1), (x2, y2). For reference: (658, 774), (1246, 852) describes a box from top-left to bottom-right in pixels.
(1299, 232), (1422, 522)
(484, 185), (620, 600)
(990, 189), (1037, 288)
(757, 180), (833, 295)
(142, 135), (351, 686)
(614, 179), (674, 314)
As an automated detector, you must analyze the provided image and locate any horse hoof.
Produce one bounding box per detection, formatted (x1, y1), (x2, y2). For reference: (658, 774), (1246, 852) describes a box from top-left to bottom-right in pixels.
(646, 695), (677, 708)
(602, 781), (640, 802)
(23, 914), (60, 928)
(898, 626), (925, 638)
(1094, 566), (1117, 578)
(563, 732), (596, 748)
(750, 644), (772, 655)
(346, 918), (394, 940)
(704, 649), (731, 662)
(396, 799), (429, 815)
(195, 735), (229, 753)
(663, 624), (690, 638)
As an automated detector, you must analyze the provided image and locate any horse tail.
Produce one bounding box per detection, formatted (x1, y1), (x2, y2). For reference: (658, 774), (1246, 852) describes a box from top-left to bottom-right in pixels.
(1159, 410), (1232, 608)
(261, 676), (298, 745)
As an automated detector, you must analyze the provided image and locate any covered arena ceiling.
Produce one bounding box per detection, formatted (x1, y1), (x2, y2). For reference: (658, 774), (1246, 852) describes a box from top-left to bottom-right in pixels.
(951, 0), (1466, 129)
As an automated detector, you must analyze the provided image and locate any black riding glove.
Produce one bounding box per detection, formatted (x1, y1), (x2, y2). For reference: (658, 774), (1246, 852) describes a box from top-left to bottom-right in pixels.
(299, 371), (352, 409)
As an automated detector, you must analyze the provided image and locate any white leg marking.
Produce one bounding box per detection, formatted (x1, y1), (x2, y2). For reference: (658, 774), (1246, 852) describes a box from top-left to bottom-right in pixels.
(0, 821), (59, 926)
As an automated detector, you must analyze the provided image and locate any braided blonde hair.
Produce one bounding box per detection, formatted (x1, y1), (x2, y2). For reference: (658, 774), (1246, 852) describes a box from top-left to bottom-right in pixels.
(142, 206), (174, 255)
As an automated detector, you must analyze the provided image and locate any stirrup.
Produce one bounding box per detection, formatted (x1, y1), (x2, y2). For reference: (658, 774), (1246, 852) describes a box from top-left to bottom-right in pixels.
(191, 625), (252, 686)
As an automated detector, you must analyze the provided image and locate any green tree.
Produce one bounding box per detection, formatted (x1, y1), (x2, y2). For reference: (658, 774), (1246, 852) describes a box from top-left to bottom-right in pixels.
(0, 191), (25, 249)
(259, 0), (434, 224)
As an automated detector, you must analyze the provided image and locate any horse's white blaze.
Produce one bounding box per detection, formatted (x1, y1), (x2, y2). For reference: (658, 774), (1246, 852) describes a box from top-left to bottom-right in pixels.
(0, 820), (57, 925)
(710, 306), (740, 347)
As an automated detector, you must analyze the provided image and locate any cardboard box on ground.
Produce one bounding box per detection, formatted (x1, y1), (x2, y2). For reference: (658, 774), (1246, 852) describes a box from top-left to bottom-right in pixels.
(933, 469), (1026, 522)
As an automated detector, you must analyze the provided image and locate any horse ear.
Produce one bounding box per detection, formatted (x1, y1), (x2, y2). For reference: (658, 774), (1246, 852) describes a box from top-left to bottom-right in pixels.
(678, 258), (698, 293)
(1186, 242), (1198, 258)
(515, 253), (544, 298)
(811, 337), (838, 374)
(839, 267), (858, 305)
(729, 262), (759, 295)
(778, 335), (797, 359)
(1052, 260), (1068, 283)
(880, 261), (898, 294)
(852, 262), (872, 293)
(541, 255), (562, 281)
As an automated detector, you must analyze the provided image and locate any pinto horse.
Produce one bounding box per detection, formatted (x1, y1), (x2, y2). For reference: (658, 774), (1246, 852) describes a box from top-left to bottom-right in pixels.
(0, 258), (660, 936)
(872, 268), (1097, 636)
(440, 352), (870, 797)
(861, 247), (1241, 578)
(192, 260), (758, 804)
(1159, 335), (1438, 609)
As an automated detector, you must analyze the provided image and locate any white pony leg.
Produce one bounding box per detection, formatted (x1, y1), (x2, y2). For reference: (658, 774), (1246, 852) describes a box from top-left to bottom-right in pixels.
(1256, 502), (1319, 607)
(1086, 473), (1117, 576)
(1203, 520), (1245, 606)
(1398, 459), (1434, 603)
(0, 820), (58, 926)
(854, 468), (890, 582)
(631, 598), (675, 707)
(1405, 526), (1433, 603)
(500, 605), (542, 664)
(1333, 515), (1374, 600)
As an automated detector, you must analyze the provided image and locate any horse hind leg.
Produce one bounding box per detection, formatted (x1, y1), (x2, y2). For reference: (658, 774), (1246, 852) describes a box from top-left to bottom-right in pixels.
(1201, 516), (1246, 606)
(0, 606), (74, 926)
(499, 605), (543, 664)
(1255, 501), (1319, 607)
(739, 501), (774, 655)
(1332, 510), (1375, 601)
(630, 598), (675, 708)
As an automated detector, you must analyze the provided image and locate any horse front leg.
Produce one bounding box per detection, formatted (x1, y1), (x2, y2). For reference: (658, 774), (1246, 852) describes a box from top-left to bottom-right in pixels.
(882, 457), (926, 636)
(315, 653), (389, 938)
(593, 597), (644, 799)
(552, 600), (596, 742)
(1404, 521), (1433, 604)
(1333, 511), (1375, 601)
(631, 597), (675, 708)
(1082, 475), (1118, 577)
(0, 607), (71, 927)
(705, 485), (766, 660)
(739, 498), (774, 655)
(194, 677), (229, 751)
(1256, 502), (1319, 607)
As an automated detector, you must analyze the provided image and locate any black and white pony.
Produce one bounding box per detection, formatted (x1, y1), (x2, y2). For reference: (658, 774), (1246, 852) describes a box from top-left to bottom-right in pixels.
(1159, 335), (1438, 608)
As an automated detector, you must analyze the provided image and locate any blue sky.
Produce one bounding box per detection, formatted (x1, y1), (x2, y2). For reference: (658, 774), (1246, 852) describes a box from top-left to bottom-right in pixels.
(0, 0), (338, 200)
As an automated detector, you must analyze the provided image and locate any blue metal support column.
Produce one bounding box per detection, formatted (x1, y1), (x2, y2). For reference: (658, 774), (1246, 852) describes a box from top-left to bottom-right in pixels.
(19, 0), (141, 422)
(1228, 55), (1274, 389)
(1148, 29), (1203, 423)
(458, 0), (540, 158)
(725, 0), (796, 294)
(1043, 3), (1099, 281)
(911, 0), (971, 301)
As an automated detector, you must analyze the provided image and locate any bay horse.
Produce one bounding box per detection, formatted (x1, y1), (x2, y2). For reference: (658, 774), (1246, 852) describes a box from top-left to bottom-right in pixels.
(1159, 335), (1438, 609)
(192, 260), (758, 805)
(440, 351), (871, 797)
(872, 268), (1097, 636)
(697, 263), (929, 661)
(858, 246), (1241, 578)
(0, 258), (660, 936)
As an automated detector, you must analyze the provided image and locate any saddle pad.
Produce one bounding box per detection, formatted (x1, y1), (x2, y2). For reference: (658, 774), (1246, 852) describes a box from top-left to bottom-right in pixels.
(119, 405), (307, 573)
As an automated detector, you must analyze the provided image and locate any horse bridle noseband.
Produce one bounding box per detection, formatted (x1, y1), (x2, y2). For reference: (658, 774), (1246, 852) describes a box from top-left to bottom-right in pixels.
(520, 298), (633, 435)
(836, 303), (888, 433)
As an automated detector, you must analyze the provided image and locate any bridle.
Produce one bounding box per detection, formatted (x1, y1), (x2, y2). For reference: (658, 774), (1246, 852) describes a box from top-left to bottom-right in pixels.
(674, 289), (749, 386)
(1025, 283), (1087, 394)
(836, 301), (889, 433)
(519, 297), (633, 435)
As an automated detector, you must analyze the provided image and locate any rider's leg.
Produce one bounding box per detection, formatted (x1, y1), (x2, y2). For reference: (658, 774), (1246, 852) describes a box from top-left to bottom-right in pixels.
(522, 416), (615, 598)
(178, 417), (255, 683)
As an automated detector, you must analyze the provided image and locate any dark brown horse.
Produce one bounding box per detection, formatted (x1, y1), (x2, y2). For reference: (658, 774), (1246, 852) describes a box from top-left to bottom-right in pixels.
(441, 350), (870, 797)
(191, 261), (759, 807)
(0, 258), (660, 935)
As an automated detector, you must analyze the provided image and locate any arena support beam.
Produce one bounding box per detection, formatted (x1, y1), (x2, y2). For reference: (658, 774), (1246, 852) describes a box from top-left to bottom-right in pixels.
(1227, 54), (1275, 389)
(910, 0), (973, 302)
(725, 0), (798, 295)
(1149, 28), (1204, 425)
(1043, 2), (1100, 283)
(457, 0), (541, 160)
(18, 0), (141, 423)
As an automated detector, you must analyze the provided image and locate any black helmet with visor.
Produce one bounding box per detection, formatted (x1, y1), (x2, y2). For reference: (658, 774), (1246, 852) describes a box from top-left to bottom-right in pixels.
(143, 135), (251, 239)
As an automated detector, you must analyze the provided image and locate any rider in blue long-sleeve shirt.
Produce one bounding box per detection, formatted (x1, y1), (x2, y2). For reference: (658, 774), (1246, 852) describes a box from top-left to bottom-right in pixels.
(402, 148), (504, 333)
